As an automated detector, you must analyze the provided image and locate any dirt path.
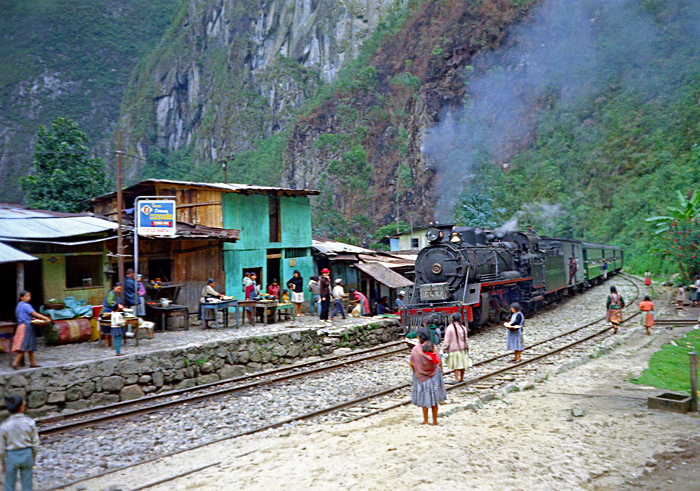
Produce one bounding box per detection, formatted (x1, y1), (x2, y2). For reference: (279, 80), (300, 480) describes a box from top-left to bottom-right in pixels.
(68, 322), (700, 491)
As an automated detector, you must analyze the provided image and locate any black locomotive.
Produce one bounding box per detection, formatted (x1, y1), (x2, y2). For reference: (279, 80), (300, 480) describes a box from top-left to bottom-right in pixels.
(402, 225), (623, 331)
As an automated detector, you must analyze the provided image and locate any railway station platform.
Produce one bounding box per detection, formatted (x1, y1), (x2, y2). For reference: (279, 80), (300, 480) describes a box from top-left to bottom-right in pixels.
(0, 314), (403, 419)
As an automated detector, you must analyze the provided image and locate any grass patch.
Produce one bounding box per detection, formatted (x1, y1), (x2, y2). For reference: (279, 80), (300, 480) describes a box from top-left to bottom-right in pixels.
(630, 329), (700, 394)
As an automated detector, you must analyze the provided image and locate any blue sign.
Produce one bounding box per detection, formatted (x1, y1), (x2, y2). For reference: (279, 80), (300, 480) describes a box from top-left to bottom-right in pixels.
(137, 200), (176, 236)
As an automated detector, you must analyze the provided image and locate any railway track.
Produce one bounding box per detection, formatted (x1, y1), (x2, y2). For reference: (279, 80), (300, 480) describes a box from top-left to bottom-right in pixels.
(38, 339), (410, 436)
(48, 273), (644, 491)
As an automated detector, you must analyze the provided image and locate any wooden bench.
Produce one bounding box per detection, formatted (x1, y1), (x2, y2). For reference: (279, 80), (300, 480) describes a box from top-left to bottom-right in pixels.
(276, 303), (294, 321)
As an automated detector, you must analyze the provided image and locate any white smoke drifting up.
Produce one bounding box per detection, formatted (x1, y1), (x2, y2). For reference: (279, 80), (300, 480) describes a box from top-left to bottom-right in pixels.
(423, 0), (700, 222)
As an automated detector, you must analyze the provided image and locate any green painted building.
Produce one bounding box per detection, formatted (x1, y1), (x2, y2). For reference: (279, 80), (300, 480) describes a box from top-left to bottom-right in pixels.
(223, 191), (317, 297)
(92, 179), (319, 305)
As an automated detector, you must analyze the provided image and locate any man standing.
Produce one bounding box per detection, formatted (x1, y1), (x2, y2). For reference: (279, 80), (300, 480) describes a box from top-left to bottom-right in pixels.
(308, 276), (321, 316)
(0, 395), (39, 491)
(319, 269), (331, 322)
(123, 268), (136, 308)
(568, 257), (577, 285)
(395, 291), (406, 310)
(331, 278), (346, 320)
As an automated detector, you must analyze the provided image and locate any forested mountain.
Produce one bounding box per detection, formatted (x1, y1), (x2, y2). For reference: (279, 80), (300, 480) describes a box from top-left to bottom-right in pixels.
(0, 0), (181, 202)
(2, 0), (699, 271)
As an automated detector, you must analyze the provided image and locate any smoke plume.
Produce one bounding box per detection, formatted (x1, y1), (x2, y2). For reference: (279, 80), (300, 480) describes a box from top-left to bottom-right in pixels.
(423, 0), (700, 222)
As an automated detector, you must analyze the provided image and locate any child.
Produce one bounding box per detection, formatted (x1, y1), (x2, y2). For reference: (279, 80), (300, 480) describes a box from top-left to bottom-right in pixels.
(677, 284), (686, 307)
(281, 289), (290, 304)
(0, 395), (39, 491)
(639, 295), (655, 336)
(421, 340), (440, 364)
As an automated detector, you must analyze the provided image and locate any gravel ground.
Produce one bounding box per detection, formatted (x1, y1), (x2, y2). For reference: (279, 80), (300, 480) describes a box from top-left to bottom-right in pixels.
(37, 276), (691, 490)
(59, 280), (700, 491)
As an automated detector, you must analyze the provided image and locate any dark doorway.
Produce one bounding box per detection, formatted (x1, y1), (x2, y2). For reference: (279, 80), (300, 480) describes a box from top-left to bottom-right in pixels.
(148, 259), (173, 283)
(0, 264), (17, 321)
(266, 250), (281, 294)
(24, 260), (43, 308)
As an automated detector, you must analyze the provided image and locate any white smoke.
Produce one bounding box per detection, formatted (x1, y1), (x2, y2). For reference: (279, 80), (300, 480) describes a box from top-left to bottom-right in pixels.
(423, 0), (700, 222)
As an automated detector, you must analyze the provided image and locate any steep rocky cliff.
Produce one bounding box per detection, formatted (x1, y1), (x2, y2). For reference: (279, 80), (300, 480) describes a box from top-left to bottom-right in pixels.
(117, 0), (398, 182)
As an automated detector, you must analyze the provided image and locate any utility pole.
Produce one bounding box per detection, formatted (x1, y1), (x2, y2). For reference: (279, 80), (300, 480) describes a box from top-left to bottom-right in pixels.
(116, 131), (125, 304)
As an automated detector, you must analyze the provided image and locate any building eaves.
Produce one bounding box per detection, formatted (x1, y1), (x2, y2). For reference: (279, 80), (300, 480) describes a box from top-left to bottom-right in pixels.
(0, 242), (38, 263)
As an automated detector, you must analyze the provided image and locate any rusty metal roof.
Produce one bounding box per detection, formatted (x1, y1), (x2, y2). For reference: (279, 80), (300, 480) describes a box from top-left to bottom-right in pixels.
(0, 204), (118, 239)
(91, 179), (320, 202)
(353, 262), (414, 289)
(0, 242), (38, 263)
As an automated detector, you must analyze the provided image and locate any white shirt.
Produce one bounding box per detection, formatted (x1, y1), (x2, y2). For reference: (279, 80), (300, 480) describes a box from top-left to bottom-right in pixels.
(332, 285), (345, 300)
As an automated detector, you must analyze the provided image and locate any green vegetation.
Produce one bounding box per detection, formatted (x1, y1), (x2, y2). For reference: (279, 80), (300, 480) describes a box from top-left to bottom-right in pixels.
(462, 1), (700, 273)
(0, 0), (182, 202)
(21, 118), (111, 212)
(646, 191), (700, 279)
(630, 329), (700, 394)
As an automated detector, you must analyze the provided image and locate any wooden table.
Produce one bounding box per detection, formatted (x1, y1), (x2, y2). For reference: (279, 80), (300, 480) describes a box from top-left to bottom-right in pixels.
(0, 321), (17, 336)
(147, 304), (189, 332)
(199, 299), (238, 329)
(99, 317), (140, 347)
(146, 284), (184, 303)
(238, 301), (278, 326)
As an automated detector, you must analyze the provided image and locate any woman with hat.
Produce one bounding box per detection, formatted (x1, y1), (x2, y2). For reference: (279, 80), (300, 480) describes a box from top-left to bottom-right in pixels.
(319, 268), (331, 322)
(200, 279), (224, 328)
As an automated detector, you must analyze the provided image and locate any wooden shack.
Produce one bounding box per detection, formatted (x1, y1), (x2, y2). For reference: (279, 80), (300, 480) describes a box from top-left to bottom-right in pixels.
(91, 179), (318, 311)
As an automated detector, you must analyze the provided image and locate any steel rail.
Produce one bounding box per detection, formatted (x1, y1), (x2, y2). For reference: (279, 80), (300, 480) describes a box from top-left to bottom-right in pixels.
(40, 345), (410, 436)
(38, 338), (407, 428)
(46, 274), (642, 491)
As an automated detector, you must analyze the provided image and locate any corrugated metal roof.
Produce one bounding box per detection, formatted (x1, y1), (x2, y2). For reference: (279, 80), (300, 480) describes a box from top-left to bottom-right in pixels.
(0, 243), (37, 263)
(0, 204), (118, 239)
(312, 236), (375, 256)
(353, 262), (414, 289)
(91, 179), (320, 202)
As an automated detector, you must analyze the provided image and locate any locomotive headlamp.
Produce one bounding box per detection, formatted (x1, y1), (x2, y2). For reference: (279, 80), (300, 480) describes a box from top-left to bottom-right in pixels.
(426, 228), (442, 243)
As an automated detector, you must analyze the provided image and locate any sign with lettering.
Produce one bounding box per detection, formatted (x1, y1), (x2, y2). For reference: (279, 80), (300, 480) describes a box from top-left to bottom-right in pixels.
(137, 200), (176, 236)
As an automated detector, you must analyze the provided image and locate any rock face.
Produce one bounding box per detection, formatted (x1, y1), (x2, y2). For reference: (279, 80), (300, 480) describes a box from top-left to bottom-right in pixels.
(118, 0), (395, 181)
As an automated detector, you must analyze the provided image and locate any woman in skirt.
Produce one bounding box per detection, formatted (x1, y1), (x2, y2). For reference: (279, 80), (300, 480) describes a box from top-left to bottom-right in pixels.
(287, 270), (305, 317)
(606, 286), (625, 334)
(639, 295), (655, 336)
(504, 302), (524, 362)
(12, 291), (51, 369)
(409, 327), (446, 425)
(442, 313), (471, 383)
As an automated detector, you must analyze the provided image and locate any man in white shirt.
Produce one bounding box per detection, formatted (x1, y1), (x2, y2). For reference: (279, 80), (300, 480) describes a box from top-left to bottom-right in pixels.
(331, 278), (347, 320)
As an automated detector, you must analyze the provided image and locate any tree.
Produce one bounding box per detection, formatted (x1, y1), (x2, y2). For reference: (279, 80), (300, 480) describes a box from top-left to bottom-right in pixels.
(21, 118), (111, 212)
(647, 190), (700, 279)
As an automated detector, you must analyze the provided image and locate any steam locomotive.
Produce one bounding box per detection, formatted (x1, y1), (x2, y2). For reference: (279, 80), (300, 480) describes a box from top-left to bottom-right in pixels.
(402, 225), (623, 331)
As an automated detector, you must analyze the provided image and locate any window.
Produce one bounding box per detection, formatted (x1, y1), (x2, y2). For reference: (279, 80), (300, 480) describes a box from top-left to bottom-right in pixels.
(411, 238), (419, 249)
(269, 196), (281, 242)
(65, 255), (103, 288)
(285, 248), (308, 259)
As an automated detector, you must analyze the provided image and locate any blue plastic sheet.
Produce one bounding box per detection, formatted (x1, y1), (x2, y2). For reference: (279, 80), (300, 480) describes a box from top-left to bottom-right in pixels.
(40, 296), (93, 320)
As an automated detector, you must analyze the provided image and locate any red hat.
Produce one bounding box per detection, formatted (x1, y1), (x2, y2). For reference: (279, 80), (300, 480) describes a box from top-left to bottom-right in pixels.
(321, 268), (330, 274)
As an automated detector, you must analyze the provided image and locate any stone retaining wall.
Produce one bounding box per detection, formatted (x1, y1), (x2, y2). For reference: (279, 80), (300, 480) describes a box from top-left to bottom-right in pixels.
(0, 319), (402, 418)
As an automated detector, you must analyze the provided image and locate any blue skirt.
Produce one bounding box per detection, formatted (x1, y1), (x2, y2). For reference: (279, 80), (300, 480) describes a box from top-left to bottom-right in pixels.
(506, 328), (523, 351)
(411, 369), (447, 408)
(110, 326), (126, 337)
